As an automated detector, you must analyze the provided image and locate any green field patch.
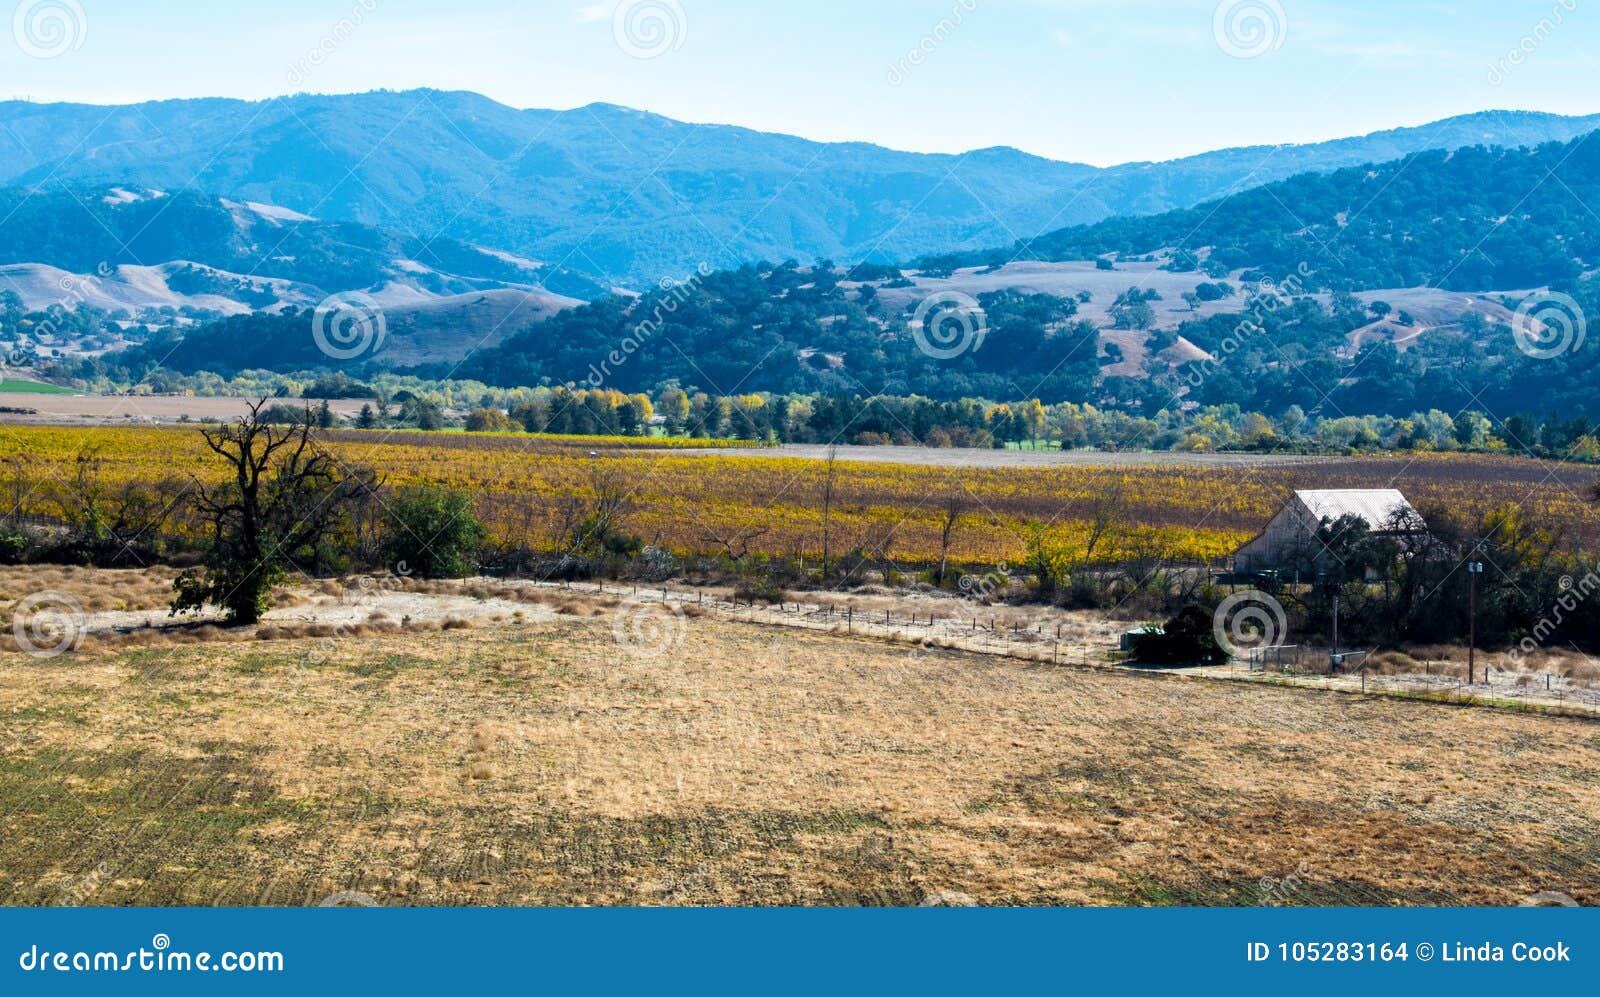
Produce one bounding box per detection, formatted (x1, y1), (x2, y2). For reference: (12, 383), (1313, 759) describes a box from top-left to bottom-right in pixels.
(0, 380), (74, 395)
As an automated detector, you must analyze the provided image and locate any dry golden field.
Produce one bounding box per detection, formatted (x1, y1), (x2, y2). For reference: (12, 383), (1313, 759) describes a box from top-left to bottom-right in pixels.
(1, 591), (1596, 907)
(3, 424), (1599, 567)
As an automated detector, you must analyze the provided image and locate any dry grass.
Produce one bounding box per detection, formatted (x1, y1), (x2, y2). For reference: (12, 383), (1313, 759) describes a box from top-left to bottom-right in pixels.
(0, 570), (539, 657)
(1368, 646), (1600, 683)
(1, 603), (1596, 908)
(0, 564), (178, 616)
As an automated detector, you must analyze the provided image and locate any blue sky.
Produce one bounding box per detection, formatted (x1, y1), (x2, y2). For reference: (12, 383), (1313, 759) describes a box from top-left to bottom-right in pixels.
(1, 0), (1595, 165)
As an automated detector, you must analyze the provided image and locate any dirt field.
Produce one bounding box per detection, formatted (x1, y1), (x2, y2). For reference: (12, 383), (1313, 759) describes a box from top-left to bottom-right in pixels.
(682, 443), (1332, 468)
(2, 575), (1596, 907)
(0, 393), (369, 425)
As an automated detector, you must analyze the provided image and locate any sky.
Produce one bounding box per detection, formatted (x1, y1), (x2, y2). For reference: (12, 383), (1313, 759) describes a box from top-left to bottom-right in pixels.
(0, 0), (1595, 165)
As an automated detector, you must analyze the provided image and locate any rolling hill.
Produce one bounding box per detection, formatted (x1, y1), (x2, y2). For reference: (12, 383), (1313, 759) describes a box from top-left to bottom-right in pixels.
(21, 106), (1600, 425)
(1, 91), (1596, 285)
(0, 185), (608, 307)
(932, 132), (1600, 292)
(0, 185), (602, 367)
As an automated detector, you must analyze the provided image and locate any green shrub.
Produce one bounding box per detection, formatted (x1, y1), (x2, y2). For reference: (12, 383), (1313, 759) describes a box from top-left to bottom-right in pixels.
(0, 525), (28, 564)
(733, 576), (789, 605)
(1128, 605), (1227, 665)
(381, 484), (488, 579)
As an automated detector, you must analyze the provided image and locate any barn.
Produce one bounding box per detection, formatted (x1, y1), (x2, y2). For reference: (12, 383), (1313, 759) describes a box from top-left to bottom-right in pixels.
(1233, 489), (1425, 577)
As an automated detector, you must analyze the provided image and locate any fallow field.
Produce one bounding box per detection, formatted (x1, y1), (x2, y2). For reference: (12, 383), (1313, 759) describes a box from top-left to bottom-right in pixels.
(1, 591), (1596, 907)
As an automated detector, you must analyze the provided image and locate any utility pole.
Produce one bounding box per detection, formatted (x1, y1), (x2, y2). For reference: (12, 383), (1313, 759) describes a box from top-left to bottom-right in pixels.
(1467, 561), (1483, 684)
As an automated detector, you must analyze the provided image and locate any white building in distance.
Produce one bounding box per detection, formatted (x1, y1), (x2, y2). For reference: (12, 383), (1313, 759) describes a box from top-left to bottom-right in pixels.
(1233, 489), (1425, 577)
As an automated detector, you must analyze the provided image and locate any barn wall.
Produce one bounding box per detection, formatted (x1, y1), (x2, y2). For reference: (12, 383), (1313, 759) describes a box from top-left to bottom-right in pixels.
(1235, 499), (1322, 575)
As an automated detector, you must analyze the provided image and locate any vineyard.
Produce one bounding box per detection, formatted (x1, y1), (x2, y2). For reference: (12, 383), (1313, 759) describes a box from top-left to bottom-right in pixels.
(3, 424), (1598, 569)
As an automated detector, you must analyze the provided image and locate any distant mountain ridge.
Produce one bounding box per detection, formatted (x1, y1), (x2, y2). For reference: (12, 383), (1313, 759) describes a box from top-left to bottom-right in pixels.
(1, 91), (1596, 284)
(1081, 109), (1600, 218)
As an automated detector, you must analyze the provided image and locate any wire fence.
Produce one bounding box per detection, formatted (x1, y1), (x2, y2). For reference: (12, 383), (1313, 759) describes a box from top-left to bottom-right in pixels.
(522, 578), (1600, 714)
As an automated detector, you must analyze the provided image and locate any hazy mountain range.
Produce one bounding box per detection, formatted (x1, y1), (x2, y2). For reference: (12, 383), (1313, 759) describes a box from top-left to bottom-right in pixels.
(2, 90), (1597, 285)
(18, 93), (1600, 423)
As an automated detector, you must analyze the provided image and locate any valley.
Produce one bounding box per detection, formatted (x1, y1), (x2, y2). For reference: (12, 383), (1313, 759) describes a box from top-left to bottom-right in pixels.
(3, 34), (1600, 929)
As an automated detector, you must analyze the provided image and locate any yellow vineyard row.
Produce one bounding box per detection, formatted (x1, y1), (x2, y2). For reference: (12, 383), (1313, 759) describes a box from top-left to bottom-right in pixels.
(3, 425), (1594, 567)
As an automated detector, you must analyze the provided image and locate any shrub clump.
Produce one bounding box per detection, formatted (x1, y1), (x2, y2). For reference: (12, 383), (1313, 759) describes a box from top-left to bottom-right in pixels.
(1128, 605), (1227, 665)
(381, 484), (489, 579)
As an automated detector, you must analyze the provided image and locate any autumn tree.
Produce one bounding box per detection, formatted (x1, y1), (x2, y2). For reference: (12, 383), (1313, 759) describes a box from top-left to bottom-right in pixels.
(465, 407), (517, 433)
(58, 450), (185, 567)
(656, 387), (690, 436)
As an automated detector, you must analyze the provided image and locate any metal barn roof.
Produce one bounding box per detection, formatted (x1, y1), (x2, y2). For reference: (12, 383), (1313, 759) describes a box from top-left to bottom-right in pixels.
(1293, 489), (1420, 530)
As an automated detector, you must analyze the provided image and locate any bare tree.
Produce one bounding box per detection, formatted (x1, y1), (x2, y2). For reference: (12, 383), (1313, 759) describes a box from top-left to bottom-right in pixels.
(573, 464), (635, 553)
(936, 491), (962, 587)
(546, 463), (639, 568)
(174, 398), (375, 624)
(820, 445), (839, 582)
(1078, 481), (1128, 572)
(698, 521), (770, 565)
(39, 449), (187, 567)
